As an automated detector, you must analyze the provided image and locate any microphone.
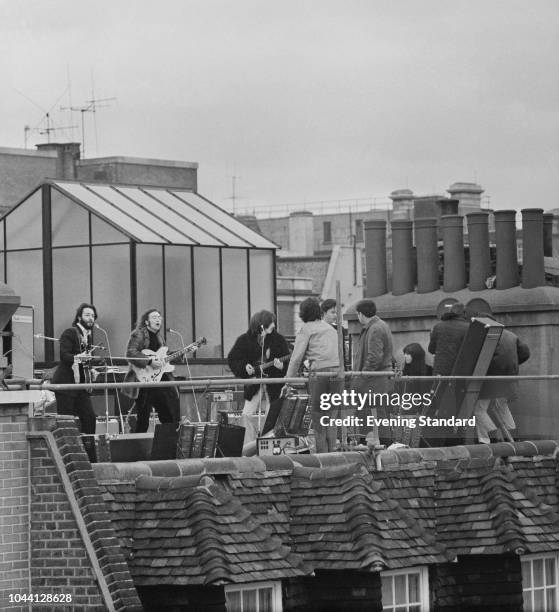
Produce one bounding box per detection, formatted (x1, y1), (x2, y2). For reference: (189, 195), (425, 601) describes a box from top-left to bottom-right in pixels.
(34, 334), (59, 342)
(166, 327), (185, 347)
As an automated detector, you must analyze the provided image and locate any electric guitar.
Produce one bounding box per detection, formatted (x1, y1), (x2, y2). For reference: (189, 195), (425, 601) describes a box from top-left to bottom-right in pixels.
(131, 337), (207, 383)
(254, 353), (291, 376)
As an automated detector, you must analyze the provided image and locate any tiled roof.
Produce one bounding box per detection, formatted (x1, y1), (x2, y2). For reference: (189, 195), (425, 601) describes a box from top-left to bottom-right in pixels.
(94, 440), (559, 583)
(121, 474), (308, 585)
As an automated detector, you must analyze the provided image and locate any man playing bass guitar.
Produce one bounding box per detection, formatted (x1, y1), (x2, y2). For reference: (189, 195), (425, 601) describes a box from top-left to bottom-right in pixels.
(124, 308), (191, 433)
(52, 303), (101, 459)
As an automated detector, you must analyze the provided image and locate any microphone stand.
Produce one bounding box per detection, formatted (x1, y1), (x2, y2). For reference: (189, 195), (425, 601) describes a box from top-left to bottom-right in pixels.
(94, 324), (125, 434)
(257, 327), (266, 438)
(167, 328), (201, 422)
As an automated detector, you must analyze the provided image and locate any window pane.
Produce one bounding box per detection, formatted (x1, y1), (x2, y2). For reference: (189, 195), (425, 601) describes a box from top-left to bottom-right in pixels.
(534, 560), (544, 588)
(0, 220), (4, 250)
(226, 590), (241, 612)
(523, 561), (533, 588)
(6, 250), (44, 361)
(92, 245), (131, 360)
(546, 558), (556, 585)
(534, 588), (544, 611)
(259, 587), (273, 612)
(6, 190), (42, 249)
(193, 247), (222, 357)
(382, 576), (394, 606)
(51, 188), (89, 246)
(91, 213), (128, 244)
(546, 588), (556, 611)
(523, 590), (533, 612)
(409, 606), (421, 612)
(164, 246), (193, 346)
(249, 250), (274, 315)
(394, 574), (407, 605)
(242, 589), (257, 611)
(53, 248), (90, 338)
(136, 245), (163, 317)
(408, 572), (419, 603)
(222, 249), (248, 354)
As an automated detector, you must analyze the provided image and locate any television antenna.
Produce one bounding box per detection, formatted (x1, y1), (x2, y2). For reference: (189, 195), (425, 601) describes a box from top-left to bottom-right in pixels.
(14, 86), (76, 146)
(61, 95), (116, 158)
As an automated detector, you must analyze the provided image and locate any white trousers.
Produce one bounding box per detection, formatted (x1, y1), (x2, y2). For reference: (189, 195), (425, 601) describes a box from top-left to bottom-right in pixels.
(240, 388), (270, 445)
(475, 397), (516, 444)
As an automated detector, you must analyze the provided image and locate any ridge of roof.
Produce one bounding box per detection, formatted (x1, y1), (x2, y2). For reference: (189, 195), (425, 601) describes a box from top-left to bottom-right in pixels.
(92, 441), (558, 483)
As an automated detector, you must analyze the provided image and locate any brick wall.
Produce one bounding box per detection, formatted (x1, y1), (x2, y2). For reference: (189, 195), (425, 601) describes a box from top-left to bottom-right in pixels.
(0, 403), (30, 612)
(431, 555), (523, 611)
(28, 416), (142, 611)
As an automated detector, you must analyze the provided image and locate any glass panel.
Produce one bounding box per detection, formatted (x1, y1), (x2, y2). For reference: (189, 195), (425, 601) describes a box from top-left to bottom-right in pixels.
(0, 253), (4, 283)
(156, 189), (247, 247)
(222, 249), (248, 354)
(91, 213), (128, 244)
(523, 561), (533, 588)
(56, 182), (164, 243)
(6, 250), (44, 361)
(136, 245), (164, 319)
(546, 558), (556, 585)
(51, 188), (89, 246)
(5, 190), (42, 250)
(523, 590), (533, 612)
(394, 574), (407, 605)
(258, 587), (273, 612)
(176, 191), (274, 248)
(409, 606), (420, 612)
(408, 572), (419, 603)
(534, 559), (544, 588)
(52, 248), (90, 338)
(91, 245), (131, 361)
(534, 588), (544, 611)
(0, 220), (4, 250)
(242, 590), (257, 611)
(88, 184), (188, 244)
(116, 187), (196, 245)
(193, 247), (221, 357)
(382, 576), (394, 606)
(164, 246), (193, 348)
(249, 250), (274, 315)
(140, 189), (223, 246)
(546, 588), (556, 611)
(226, 590), (241, 612)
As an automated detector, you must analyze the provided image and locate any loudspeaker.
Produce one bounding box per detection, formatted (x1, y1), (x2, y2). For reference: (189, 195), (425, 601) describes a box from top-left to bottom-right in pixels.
(215, 424), (245, 457)
(150, 423), (179, 460)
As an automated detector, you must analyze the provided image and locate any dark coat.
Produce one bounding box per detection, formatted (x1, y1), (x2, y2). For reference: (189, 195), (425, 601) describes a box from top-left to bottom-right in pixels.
(479, 329), (530, 400)
(428, 316), (470, 376)
(227, 330), (289, 401)
(52, 326), (92, 396)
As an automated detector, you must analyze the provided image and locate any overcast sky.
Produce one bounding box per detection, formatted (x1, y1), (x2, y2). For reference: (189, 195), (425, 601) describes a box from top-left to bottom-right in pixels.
(2, 0), (558, 214)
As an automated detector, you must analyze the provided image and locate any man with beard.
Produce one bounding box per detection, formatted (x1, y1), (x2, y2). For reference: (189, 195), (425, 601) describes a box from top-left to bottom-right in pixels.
(124, 308), (181, 432)
(52, 303), (99, 437)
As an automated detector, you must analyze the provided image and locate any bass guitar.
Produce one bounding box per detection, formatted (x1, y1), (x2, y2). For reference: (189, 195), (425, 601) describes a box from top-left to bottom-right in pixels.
(131, 337), (207, 383)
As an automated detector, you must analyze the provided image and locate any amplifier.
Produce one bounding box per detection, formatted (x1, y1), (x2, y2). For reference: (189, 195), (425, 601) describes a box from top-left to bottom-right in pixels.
(95, 417), (119, 435)
(257, 436), (298, 456)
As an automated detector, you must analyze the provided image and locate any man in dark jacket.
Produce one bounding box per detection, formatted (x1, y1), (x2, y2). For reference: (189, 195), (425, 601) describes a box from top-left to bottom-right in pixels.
(428, 302), (470, 375)
(227, 310), (289, 445)
(475, 317), (530, 443)
(52, 303), (99, 436)
(124, 308), (180, 432)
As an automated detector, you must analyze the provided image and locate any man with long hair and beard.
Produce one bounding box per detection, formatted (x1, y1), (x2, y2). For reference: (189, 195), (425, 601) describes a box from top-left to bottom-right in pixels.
(124, 308), (181, 432)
